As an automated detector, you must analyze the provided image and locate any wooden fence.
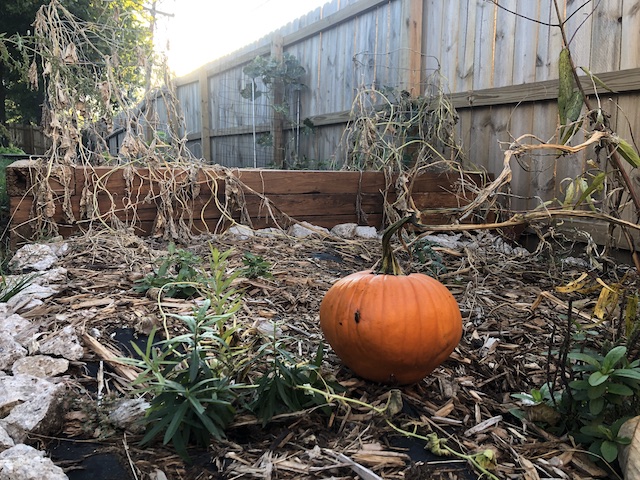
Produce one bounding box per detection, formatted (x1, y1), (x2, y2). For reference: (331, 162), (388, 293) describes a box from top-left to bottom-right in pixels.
(6, 124), (50, 155)
(169, 0), (640, 220)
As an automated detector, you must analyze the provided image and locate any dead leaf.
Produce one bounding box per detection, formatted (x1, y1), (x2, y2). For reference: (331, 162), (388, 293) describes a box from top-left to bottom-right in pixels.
(619, 415), (640, 479)
(518, 457), (540, 480)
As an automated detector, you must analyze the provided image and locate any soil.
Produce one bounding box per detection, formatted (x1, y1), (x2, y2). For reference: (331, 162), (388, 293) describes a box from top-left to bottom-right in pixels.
(15, 227), (638, 479)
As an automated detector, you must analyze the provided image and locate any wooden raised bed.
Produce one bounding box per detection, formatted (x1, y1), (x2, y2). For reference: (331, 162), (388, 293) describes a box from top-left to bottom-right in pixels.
(6, 160), (488, 244)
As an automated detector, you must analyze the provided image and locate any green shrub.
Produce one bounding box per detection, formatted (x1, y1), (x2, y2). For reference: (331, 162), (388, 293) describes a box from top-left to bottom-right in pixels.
(123, 300), (243, 460)
(512, 342), (640, 466)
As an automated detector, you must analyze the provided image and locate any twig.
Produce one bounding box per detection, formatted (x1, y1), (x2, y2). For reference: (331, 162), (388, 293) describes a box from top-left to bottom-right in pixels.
(122, 433), (139, 480)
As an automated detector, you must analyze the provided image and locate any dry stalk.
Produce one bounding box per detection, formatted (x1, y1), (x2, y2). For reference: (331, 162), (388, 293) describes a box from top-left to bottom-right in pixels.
(339, 71), (468, 227)
(20, 2), (295, 243)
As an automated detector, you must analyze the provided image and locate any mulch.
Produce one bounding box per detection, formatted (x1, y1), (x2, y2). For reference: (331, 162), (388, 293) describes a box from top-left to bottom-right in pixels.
(21, 226), (637, 480)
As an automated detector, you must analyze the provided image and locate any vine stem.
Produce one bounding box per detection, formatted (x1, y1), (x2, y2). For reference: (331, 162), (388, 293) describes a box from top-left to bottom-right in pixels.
(384, 420), (500, 480)
(377, 213), (421, 275)
(298, 385), (500, 480)
(552, 0), (640, 272)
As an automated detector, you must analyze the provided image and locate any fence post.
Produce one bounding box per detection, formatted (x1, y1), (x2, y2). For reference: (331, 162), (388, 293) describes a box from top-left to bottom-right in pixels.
(271, 34), (285, 169)
(400, 0), (424, 96)
(199, 70), (212, 162)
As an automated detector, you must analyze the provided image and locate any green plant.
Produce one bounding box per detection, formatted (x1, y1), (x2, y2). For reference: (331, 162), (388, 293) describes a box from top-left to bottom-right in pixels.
(123, 246), (250, 460)
(0, 271), (39, 302)
(512, 344), (640, 466)
(249, 331), (330, 425)
(240, 53), (306, 102)
(511, 382), (563, 410)
(122, 300), (244, 461)
(579, 421), (631, 464)
(133, 243), (202, 298)
(202, 246), (244, 318)
(242, 252), (272, 279)
(564, 345), (640, 462)
(411, 238), (447, 275)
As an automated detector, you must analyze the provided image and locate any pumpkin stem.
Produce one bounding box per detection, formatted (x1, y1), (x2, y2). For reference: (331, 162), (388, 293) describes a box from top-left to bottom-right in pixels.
(378, 214), (417, 275)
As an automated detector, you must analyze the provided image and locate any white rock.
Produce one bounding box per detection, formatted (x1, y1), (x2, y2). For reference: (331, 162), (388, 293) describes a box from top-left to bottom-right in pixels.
(6, 284), (59, 314)
(0, 314), (39, 347)
(330, 223), (358, 239)
(108, 398), (149, 433)
(562, 256), (590, 269)
(0, 444), (68, 480)
(0, 337), (27, 372)
(31, 267), (68, 286)
(48, 242), (69, 258)
(0, 375), (67, 444)
(289, 222), (330, 238)
(421, 233), (464, 250)
(225, 225), (255, 240)
(8, 244), (59, 272)
(354, 226), (378, 239)
(0, 425), (14, 450)
(38, 326), (84, 361)
(254, 227), (285, 238)
(11, 356), (69, 378)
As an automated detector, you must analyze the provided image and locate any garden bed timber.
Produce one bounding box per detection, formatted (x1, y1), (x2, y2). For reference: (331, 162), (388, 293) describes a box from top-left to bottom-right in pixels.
(6, 160), (490, 245)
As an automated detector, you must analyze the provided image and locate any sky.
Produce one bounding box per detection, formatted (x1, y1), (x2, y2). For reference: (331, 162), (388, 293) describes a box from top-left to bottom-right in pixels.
(154, 0), (329, 77)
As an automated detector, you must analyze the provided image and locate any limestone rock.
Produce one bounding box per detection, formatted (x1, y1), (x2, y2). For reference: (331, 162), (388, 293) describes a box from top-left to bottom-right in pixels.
(37, 326), (84, 361)
(354, 226), (378, 239)
(289, 222), (330, 238)
(0, 375), (67, 444)
(32, 267), (68, 286)
(255, 227), (285, 238)
(109, 398), (149, 433)
(8, 244), (59, 272)
(11, 356), (69, 378)
(226, 225), (255, 240)
(330, 223), (357, 239)
(0, 425), (14, 451)
(6, 284), (59, 314)
(0, 337), (27, 372)
(0, 313), (39, 347)
(0, 444), (68, 480)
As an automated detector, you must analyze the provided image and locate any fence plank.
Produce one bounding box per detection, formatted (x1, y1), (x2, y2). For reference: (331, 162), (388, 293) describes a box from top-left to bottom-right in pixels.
(512, 2), (540, 86)
(492, 0), (517, 88)
(456, 0), (477, 93)
(564, 0), (593, 70)
(589, 0), (623, 73)
(621, 0), (640, 69)
(472, 0), (495, 90)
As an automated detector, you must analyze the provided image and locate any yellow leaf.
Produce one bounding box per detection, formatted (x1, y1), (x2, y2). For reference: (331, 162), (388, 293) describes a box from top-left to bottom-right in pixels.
(555, 272), (590, 293)
(593, 279), (620, 320)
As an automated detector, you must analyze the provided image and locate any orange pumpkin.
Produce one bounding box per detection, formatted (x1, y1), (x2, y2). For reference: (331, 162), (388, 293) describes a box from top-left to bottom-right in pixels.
(320, 215), (462, 385)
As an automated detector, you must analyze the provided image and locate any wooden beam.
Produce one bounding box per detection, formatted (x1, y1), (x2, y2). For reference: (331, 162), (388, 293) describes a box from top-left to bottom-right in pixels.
(271, 34), (285, 169)
(281, 67), (640, 130)
(199, 69), (212, 162)
(281, 0), (390, 49)
(449, 67), (640, 109)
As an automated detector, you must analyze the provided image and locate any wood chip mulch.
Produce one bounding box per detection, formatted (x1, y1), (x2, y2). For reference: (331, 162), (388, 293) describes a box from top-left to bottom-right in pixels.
(21, 226), (638, 480)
